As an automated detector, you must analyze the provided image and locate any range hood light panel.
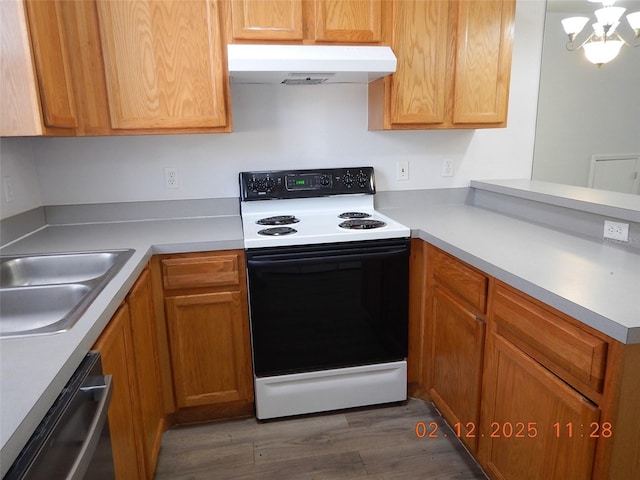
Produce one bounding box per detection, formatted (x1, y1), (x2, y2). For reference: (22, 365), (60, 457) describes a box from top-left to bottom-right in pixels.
(227, 44), (397, 85)
(281, 72), (335, 85)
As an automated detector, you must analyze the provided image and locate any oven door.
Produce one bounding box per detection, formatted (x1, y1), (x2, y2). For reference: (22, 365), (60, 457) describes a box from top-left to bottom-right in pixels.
(246, 238), (410, 377)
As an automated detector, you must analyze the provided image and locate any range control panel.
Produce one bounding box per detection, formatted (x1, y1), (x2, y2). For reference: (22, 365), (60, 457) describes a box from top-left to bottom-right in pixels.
(239, 167), (376, 201)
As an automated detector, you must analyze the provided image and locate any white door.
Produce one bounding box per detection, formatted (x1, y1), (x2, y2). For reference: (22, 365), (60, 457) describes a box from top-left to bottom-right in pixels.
(588, 155), (640, 194)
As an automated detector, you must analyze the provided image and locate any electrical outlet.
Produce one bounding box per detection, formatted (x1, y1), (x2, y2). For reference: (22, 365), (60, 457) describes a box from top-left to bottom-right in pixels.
(396, 161), (409, 181)
(442, 159), (454, 177)
(603, 220), (629, 242)
(165, 167), (179, 189)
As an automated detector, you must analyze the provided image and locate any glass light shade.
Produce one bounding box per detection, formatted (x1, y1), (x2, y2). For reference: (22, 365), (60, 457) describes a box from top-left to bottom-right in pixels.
(561, 17), (589, 37)
(595, 6), (626, 26)
(583, 39), (624, 65)
(589, 0), (616, 5)
(627, 11), (640, 31)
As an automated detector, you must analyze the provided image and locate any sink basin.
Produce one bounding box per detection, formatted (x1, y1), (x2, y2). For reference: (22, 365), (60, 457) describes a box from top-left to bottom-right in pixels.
(1, 251), (127, 287)
(0, 249), (134, 338)
(0, 284), (92, 336)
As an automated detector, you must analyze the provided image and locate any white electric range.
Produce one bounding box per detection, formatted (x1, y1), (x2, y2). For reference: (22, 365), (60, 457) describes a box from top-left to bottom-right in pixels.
(239, 167), (411, 420)
(239, 167), (409, 249)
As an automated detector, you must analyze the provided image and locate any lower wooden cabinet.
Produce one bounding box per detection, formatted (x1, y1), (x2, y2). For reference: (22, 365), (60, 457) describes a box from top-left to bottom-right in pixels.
(429, 287), (485, 453)
(479, 332), (599, 480)
(160, 250), (254, 416)
(127, 268), (165, 477)
(165, 290), (252, 408)
(93, 303), (147, 480)
(91, 251), (255, 477)
(414, 240), (640, 480)
(424, 245), (488, 453)
(93, 266), (165, 480)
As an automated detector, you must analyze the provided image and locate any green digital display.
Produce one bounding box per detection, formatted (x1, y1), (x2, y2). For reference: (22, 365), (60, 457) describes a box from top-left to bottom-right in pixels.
(295, 179), (306, 185)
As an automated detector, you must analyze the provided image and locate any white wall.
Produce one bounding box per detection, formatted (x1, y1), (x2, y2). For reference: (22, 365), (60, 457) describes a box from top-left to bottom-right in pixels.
(0, 138), (42, 219)
(532, 9), (640, 187)
(3, 0), (545, 211)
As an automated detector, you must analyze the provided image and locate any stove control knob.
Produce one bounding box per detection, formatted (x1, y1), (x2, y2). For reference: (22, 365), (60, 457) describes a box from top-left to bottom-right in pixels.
(342, 172), (354, 188)
(356, 172), (368, 188)
(319, 174), (331, 187)
(264, 177), (276, 192)
(246, 178), (258, 192)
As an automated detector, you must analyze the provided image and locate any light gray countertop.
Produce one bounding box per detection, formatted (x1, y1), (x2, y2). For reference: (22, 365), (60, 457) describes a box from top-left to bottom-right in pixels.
(2, 190), (639, 475)
(0, 215), (243, 476)
(379, 202), (640, 345)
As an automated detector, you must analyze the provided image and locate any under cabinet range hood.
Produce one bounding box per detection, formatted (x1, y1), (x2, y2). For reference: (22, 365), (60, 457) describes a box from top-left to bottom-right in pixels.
(227, 44), (397, 85)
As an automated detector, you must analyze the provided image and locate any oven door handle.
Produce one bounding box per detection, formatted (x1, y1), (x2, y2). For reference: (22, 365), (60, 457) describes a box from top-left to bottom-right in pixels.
(247, 246), (408, 267)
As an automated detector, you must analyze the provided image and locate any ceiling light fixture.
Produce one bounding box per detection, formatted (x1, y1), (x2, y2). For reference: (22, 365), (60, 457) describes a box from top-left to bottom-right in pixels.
(561, 0), (640, 66)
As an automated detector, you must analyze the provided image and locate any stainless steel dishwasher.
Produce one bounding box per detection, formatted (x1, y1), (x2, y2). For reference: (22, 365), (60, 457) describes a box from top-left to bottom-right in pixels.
(4, 351), (115, 480)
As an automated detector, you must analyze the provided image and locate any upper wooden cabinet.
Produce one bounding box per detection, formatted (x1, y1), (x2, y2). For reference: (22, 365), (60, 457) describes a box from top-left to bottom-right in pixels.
(59, 0), (231, 135)
(314, 0), (382, 43)
(452, 0), (514, 124)
(231, 0), (303, 40)
(226, 0), (382, 44)
(95, 0), (230, 132)
(368, 0), (515, 130)
(0, 0), (77, 136)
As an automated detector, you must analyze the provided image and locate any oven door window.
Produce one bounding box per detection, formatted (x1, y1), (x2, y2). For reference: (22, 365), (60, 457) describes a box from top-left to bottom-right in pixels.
(247, 240), (409, 377)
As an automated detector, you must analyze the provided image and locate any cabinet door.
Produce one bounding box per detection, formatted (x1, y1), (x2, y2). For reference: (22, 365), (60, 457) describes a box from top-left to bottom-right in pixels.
(452, 0), (514, 125)
(314, 0), (382, 43)
(429, 287), (485, 453)
(388, 0), (449, 125)
(127, 269), (164, 478)
(231, 0), (303, 40)
(0, 0), (76, 136)
(24, 0), (77, 130)
(96, 0), (228, 129)
(166, 291), (253, 408)
(479, 334), (599, 480)
(93, 304), (146, 480)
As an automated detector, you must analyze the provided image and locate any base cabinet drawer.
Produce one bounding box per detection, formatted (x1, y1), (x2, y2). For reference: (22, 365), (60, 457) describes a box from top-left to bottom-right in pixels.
(493, 282), (607, 398)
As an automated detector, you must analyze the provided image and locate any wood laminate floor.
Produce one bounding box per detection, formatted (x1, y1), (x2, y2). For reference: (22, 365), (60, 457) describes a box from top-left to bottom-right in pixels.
(154, 398), (488, 479)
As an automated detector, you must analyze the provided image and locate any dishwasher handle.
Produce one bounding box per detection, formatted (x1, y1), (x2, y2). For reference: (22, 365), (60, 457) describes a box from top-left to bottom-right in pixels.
(66, 374), (113, 480)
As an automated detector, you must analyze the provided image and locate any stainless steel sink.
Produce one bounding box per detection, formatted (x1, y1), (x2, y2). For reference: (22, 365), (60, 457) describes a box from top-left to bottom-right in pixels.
(1, 251), (126, 287)
(0, 284), (92, 336)
(0, 249), (134, 338)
